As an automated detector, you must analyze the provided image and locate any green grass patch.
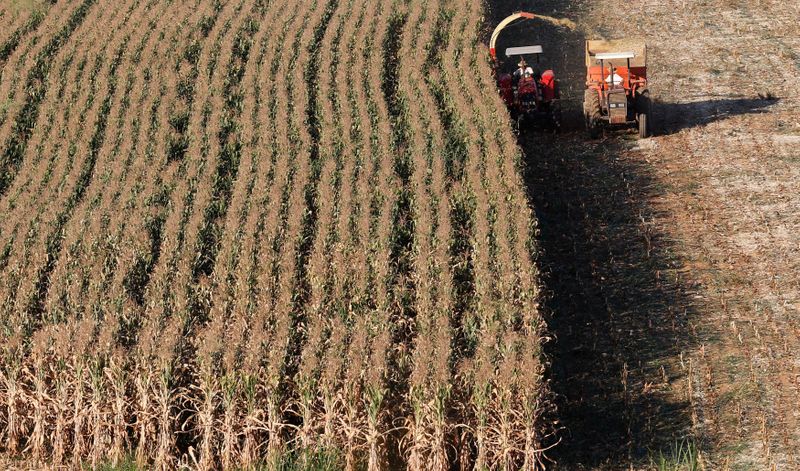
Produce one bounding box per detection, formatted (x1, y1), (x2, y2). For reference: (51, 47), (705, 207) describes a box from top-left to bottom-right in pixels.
(650, 439), (700, 471)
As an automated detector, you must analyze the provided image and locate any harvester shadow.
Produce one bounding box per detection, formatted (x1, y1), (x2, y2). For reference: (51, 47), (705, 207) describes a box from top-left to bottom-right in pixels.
(654, 96), (779, 135)
(522, 133), (700, 469)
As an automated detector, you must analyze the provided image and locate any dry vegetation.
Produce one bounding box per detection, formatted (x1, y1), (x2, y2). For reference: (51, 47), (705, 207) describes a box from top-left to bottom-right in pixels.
(0, 0), (548, 469)
(2, 0), (798, 469)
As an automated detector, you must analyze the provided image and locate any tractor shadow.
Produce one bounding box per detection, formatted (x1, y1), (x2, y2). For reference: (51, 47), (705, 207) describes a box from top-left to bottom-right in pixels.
(486, 1), (703, 469)
(654, 96), (779, 135)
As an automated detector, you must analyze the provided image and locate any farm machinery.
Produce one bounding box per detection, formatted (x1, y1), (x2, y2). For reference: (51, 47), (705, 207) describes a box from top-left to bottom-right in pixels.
(583, 39), (652, 138)
(490, 12), (563, 131)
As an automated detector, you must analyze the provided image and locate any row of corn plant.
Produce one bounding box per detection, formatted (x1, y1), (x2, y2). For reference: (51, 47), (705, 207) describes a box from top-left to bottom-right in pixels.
(380, 13), (424, 464)
(0, 0), (127, 319)
(0, 1), (127, 344)
(0, 1), (116, 325)
(133, 1), (259, 468)
(98, 0), (210, 348)
(0, 46), (83, 327)
(0, 0), (97, 196)
(0, 4), (48, 64)
(319, 1), (374, 467)
(448, 2), (527, 467)
(225, 3), (302, 466)
(191, 8), (261, 283)
(103, 0), (225, 351)
(464, 0), (550, 466)
(64, 14), (206, 467)
(267, 0), (329, 456)
(45, 0), (157, 326)
(279, 0), (341, 453)
(359, 0), (399, 467)
(20, 10), (129, 337)
(0, 2), (164, 465)
(126, 11), (247, 465)
(235, 0), (319, 464)
(206, 7), (281, 466)
(310, 2), (391, 465)
(293, 0), (351, 460)
(400, 0), (462, 467)
(134, 0), (243, 339)
(0, 1), (81, 139)
(186, 2), (282, 468)
(17, 0), (230, 466)
(116, 0), (224, 308)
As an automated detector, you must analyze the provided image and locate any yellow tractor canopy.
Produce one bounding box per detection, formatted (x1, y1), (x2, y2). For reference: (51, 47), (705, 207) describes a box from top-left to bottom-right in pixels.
(585, 39), (647, 68)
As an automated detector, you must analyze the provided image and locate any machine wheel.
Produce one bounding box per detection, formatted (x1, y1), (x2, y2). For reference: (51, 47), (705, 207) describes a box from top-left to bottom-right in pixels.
(637, 90), (651, 138)
(584, 89), (601, 139)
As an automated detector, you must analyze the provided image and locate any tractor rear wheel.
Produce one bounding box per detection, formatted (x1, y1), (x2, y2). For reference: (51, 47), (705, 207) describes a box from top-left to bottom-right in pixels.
(584, 89), (601, 139)
(637, 90), (651, 138)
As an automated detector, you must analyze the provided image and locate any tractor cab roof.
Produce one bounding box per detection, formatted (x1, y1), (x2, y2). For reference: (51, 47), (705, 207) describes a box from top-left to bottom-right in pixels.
(506, 45), (543, 57)
(595, 52), (636, 61)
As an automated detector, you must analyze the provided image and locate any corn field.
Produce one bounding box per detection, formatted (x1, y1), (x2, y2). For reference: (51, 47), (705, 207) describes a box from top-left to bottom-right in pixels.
(0, 0), (547, 469)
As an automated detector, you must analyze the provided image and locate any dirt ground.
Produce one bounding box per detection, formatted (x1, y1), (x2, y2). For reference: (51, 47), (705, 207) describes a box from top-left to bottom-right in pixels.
(488, 0), (800, 469)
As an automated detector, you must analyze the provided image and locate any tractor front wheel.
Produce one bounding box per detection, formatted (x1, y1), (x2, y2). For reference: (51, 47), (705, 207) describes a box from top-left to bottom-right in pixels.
(584, 89), (601, 139)
(637, 90), (651, 138)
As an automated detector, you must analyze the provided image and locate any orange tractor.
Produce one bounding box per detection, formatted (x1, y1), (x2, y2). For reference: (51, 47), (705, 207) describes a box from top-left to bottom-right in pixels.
(490, 12), (562, 131)
(583, 39), (652, 138)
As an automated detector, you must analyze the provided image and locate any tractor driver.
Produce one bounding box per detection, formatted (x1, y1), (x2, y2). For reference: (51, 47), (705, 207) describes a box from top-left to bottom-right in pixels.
(513, 58), (534, 84)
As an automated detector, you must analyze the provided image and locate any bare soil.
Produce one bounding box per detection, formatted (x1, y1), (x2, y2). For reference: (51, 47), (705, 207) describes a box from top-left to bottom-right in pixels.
(488, 0), (800, 469)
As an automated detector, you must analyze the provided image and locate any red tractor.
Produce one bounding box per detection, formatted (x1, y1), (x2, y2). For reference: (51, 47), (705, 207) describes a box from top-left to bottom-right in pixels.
(584, 39), (652, 138)
(490, 13), (562, 131)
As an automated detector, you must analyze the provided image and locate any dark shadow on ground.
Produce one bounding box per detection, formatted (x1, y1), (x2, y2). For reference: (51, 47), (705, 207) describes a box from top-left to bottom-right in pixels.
(521, 133), (699, 469)
(485, 1), (703, 469)
(655, 96), (778, 134)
